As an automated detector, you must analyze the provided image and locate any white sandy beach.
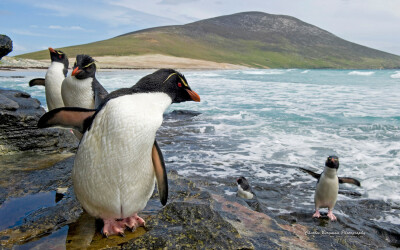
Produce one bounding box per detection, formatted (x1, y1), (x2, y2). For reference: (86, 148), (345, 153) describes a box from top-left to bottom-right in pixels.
(1, 54), (247, 70)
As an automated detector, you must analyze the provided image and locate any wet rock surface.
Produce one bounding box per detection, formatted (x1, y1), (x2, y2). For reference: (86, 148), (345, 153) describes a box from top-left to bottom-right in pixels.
(1, 154), (399, 249)
(0, 156), (81, 246)
(124, 201), (253, 249)
(0, 89), (78, 154)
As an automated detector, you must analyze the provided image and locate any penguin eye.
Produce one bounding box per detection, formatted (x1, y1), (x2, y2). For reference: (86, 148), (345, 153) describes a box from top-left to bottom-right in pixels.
(178, 76), (188, 87)
(177, 82), (182, 88)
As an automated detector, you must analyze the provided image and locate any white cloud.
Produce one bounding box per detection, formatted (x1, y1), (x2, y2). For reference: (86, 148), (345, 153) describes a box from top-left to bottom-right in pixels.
(12, 43), (27, 53)
(48, 25), (86, 31)
(11, 29), (45, 37)
(159, 0), (199, 5)
(33, 2), (72, 17)
(6, 0), (400, 55)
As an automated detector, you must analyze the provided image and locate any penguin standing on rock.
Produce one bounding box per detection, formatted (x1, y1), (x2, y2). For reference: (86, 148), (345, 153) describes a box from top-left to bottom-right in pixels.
(61, 54), (108, 109)
(29, 47), (68, 110)
(300, 156), (361, 221)
(38, 69), (200, 237)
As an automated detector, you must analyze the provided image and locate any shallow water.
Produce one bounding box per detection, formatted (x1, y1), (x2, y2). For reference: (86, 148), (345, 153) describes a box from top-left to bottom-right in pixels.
(0, 191), (56, 231)
(1, 68), (399, 222)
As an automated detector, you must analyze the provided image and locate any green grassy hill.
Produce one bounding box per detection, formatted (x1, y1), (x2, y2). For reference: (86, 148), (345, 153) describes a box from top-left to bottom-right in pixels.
(18, 12), (400, 69)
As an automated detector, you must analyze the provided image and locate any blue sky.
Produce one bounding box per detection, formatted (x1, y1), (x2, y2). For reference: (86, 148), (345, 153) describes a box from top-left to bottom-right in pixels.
(1, 0), (400, 56)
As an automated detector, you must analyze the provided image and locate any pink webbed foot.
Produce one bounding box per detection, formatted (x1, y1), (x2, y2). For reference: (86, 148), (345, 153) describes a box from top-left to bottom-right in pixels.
(102, 219), (126, 237)
(122, 214), (145, 232)
(327, 210), (337, 221)
(312, 210), (321, 218)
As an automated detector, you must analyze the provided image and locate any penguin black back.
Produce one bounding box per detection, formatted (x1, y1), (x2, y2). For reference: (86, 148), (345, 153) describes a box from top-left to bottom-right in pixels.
(236, 176), (254, 200)
(82, 69), (200, 133)
(100, 69), (199, 108)
(237, 176), (252, 191)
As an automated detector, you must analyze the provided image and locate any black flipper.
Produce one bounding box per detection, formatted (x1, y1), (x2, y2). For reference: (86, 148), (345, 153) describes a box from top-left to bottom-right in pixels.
(339, 177), (361, 187)
(152, 140), (168, 206)
(29, 78), (45, 87)
(299, 167), (321, 180)
(92, 78), (109, 108)
(38, 107), (96, 134)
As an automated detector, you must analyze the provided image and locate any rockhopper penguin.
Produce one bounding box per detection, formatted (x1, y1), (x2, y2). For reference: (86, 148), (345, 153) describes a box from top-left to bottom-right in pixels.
(237, 176), (254, 199)
(61, 54), (108, 139)
(29, 47), (68, 110)
(38, 69), (200, 237)
(300, 156), (361, 221)
(61, 54), (108, 109)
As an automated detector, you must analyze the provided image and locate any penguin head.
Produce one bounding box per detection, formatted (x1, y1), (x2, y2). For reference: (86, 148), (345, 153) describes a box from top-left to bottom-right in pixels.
(49, 47), (68, 66)
(237, 176), (247, 185)
(71, 54), (96, 79)
(325, 155), (339, 169)
(237, 176), (251, 191)
(135, 69), (200, 103)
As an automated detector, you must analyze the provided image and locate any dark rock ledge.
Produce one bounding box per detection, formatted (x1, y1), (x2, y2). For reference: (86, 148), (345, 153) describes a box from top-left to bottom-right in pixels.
(1, 155), (398, 249)
(0, 89), (78, 155)
(0, 156), (306, 249)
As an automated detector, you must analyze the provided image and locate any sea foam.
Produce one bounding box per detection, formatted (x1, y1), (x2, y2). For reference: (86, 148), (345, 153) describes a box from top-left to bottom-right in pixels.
(348, 71), (375, 76)
(390, 71), (400, 78)
(2, 69), (400, 204)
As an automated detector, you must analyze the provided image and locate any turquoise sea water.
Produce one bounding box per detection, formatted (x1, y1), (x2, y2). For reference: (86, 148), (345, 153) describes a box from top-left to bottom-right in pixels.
(1, 69), (399, 212)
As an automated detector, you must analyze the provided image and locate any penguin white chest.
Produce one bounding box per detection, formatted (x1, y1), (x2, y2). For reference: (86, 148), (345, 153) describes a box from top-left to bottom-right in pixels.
(73, 93), (172, 219)
(237, 185), (254, 199)
(61, 76), (94, 108)
(314, 169), (339, 209)
(45, 62), (65, 110)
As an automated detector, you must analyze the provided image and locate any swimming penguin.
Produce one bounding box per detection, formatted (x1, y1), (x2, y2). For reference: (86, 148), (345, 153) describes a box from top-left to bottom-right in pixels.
(237, 176), (254, 199)
(38, 69), (200, 236)
(29, 48), (68, 110)
(61, 54), (108, 109)
(300, 156), (361, 221)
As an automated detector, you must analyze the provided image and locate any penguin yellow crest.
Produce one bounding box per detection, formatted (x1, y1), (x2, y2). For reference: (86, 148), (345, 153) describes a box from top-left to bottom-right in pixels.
(163, 73), (188, 87)
(83, 61), (96, 68)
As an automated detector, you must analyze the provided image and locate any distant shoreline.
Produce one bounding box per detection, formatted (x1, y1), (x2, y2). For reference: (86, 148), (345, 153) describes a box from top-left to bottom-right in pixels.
(0, 54), (248, 71)
(2, 55), (399, 71)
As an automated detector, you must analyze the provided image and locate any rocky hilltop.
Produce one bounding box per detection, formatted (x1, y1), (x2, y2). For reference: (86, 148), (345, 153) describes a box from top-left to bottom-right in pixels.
(19, 12), (400, 69)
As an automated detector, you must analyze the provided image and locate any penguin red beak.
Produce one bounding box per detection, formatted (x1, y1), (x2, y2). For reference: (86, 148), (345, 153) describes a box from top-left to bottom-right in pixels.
(48, 47), (55, 53)
(71, 67), (81, 76)
(186, 89), (200, 102)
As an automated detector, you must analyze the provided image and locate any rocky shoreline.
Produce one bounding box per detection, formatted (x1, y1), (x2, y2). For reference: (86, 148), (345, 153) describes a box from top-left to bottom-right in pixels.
(1, 155), (399, 249)
(0, 91), (399, 249)
(0, 89), (78, 155)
